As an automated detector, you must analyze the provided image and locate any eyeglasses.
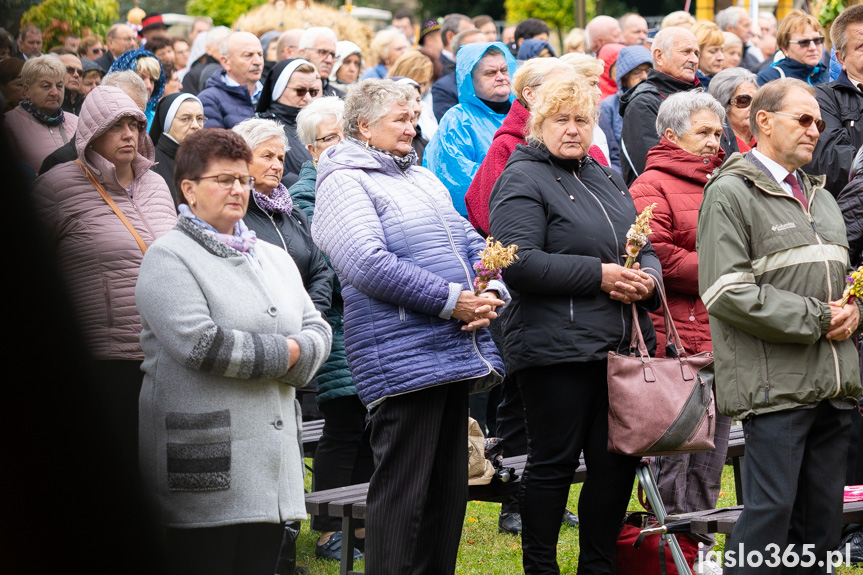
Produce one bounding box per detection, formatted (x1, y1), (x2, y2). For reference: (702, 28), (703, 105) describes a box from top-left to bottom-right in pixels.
(315, 133), (342, 145)
(772, 111), (826, 133)
(89, 47), (105, 55)
(729, 94), (752, 108)
(315, 48), (337, 60)
(787, 36), (824, 48)
(194, 174), (255, 191)
(175, 115), (207, 126)
(287, 86), (320, 98)
(66, 66), (84, 77)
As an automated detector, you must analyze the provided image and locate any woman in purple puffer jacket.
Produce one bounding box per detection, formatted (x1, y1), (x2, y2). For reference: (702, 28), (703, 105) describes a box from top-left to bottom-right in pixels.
(311, 79), (508, 575)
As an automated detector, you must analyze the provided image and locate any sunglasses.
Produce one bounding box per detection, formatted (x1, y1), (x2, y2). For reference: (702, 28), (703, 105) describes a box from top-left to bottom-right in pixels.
(773, 111), (826, 133)
(90, 47), (105, 54)
(787, 36), (824, 48)
(729, 94), (752, 108)
(288, 86), (320, 98)
(66, 66), (84, 77)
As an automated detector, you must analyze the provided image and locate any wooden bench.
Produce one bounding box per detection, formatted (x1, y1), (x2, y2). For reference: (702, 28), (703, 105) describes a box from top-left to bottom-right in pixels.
(301, 418), (324, 459)
(665, 500), (863, 534)
(304, 425), (747, 574)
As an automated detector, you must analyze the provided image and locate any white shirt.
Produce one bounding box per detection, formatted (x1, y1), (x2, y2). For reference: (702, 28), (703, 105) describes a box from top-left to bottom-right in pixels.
(752, 148), (794, 197)
(222, 74), (264, 105)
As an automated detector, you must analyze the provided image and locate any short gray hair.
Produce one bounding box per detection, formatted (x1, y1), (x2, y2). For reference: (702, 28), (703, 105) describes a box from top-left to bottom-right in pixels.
(232, 117), (290, 154)
(206, 26), (231, 52)
(102, 70), (148, 108)
(299, 27), (338, 51)
(831, 4), (863, 60)
(655, 90), (725, 138)
(715, 7), (747, 33)
(344, 79), (414, 139)
(297, 96), (345, 147)
(708, 67), (757, 111)
(21, 54), (65, 86)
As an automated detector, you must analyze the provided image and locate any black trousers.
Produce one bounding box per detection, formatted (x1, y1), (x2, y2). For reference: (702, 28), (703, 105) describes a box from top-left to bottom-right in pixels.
(496, 375), (528, 514)
(517, 360), (639, 575)
(165, 522), (284, 575)
(311, 394), (374, 532)
(725, 401), (854, 575)
(364, 381), (469, 575)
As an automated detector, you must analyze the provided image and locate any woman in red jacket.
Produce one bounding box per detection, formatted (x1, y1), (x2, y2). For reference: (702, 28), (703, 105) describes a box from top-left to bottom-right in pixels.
(629, 90), (731, 575)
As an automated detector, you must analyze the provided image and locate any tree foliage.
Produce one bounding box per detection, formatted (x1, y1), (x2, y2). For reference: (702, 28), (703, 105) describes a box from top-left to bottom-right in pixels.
(21, 0), (118, 48)
(185, 0), (267, 27)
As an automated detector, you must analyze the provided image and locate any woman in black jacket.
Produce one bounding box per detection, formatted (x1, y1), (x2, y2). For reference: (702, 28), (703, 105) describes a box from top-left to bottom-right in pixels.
(488, 77), (662, 575)
(149, 92), (204, 206)
(232, 117), (333, 314)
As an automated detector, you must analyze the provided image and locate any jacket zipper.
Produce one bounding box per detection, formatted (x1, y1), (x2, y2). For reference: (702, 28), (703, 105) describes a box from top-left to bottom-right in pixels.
(399, 170), (494, 374)
(254, 195), (289, 252)
(756, 181), (842, 397)
(572, 171), (628, 351)
(808, 211), (842, 397)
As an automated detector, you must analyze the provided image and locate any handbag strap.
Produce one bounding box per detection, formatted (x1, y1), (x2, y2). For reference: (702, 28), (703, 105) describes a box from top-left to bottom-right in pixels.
(627, 269), (687, 360)
(75, 160), (148, 254)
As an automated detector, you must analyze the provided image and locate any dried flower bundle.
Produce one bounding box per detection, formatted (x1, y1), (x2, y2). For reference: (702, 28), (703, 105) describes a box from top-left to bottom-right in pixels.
(474, 237), (518, 294)
(624, 203), (657, 268)
(839, 266), (863, 307)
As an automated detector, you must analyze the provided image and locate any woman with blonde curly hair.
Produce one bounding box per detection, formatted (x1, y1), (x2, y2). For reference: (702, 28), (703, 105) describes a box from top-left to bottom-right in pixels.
(489, 76), (661, 574)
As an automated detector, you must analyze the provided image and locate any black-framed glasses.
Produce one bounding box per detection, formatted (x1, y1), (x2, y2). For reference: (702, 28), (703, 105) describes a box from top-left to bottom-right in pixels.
(729, 94), (752, 108)
(316, 48), (337, 59)
(91, 47), (105, 54)
(315, 133), (342, 145)
(194, 174), (255, 190)
(787, 36), (824, 48)
(287, 86), (320, 98)
(773, 111), (826, 133)
(66, 65), (83, 77)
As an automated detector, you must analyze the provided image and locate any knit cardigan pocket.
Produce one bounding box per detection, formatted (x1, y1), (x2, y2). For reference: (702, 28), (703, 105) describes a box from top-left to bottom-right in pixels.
(165, 410), (231, 491)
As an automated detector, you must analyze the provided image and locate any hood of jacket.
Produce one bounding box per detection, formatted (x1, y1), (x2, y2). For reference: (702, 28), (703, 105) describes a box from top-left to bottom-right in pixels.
(517, 39), (556, 60)
(643, 136), (724, 182)
(619, 68), (699, 117)
(456, 42), (518, 110)
(597, 42), (624, 100)
(317, 138), (402, 186)
(75, 85), (155, 175)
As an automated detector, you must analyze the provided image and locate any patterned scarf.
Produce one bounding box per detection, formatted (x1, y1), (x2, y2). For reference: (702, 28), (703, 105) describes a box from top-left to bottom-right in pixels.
(20, 98), (64, 127)
(349, 136), (418, 171)
(179, 204), (258, 257)
(252, 182), (294, 215)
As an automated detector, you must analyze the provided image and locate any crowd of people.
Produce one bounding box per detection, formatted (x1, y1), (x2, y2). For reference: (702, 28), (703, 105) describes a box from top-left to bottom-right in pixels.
(4, 3), (863, 575)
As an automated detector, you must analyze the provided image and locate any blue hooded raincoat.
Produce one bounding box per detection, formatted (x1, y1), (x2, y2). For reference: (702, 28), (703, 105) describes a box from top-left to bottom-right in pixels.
(423, 42), (518, 216)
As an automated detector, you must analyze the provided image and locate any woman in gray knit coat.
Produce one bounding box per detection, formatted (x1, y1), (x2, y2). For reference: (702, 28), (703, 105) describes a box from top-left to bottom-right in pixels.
(135, 129), (332, 575)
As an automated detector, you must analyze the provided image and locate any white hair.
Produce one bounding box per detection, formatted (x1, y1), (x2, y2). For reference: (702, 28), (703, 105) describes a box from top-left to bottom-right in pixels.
(655, 91), (726, 138)
(652, 26), (691, 59)
(708, 67), (757, 110)
(344, 79), (414, 139)
(297, 97), (345, 147)
(298, 27), (338, 51)
(232, 117), (290, 154)
(207, 26), (230, 52)
(715, 7), (748, 32)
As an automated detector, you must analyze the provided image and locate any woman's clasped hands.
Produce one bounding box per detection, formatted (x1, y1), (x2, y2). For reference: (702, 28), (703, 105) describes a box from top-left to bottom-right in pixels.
(453, 291), (506, 331)
(601, 262), (656, 304)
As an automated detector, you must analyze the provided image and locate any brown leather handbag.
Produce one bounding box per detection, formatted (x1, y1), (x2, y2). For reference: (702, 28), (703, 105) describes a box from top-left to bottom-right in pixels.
(607, 281), (715, 457)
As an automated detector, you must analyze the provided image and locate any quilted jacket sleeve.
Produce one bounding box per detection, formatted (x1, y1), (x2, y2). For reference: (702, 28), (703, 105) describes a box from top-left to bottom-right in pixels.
(630, 179), (699, 295)
(697, 181), (832, 344)
(312, 169), (456, 317)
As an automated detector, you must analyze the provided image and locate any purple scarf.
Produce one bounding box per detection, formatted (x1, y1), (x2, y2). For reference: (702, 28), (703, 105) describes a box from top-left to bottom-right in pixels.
(179, 204), (258, 263)
(252, 182), (294, 214)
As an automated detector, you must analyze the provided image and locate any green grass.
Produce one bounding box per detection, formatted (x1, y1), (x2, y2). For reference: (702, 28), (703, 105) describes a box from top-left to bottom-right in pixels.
(296, 462), (863, 574)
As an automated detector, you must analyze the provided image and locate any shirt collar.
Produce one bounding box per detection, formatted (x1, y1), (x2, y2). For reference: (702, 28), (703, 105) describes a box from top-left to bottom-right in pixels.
(846, 69), (863, 91)
(752, 148), (793, 185)
(222, 74), (264, 99)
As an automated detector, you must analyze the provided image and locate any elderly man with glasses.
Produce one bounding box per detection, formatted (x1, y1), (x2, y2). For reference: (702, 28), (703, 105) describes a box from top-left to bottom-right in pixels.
(698, 77), (862, 575)
(299, 27), (344, 98)
(59, 53), (84, 114)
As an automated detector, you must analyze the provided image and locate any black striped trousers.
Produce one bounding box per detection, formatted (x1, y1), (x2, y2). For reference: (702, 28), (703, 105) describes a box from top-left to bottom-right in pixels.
(364, 380), (469, 575)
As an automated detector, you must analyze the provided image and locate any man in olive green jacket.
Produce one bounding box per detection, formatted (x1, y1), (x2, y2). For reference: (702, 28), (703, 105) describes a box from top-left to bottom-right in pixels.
(697, 78), (862, 574)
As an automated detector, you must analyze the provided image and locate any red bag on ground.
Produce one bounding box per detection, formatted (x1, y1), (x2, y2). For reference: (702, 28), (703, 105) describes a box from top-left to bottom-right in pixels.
(616, 512), (699, 575)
